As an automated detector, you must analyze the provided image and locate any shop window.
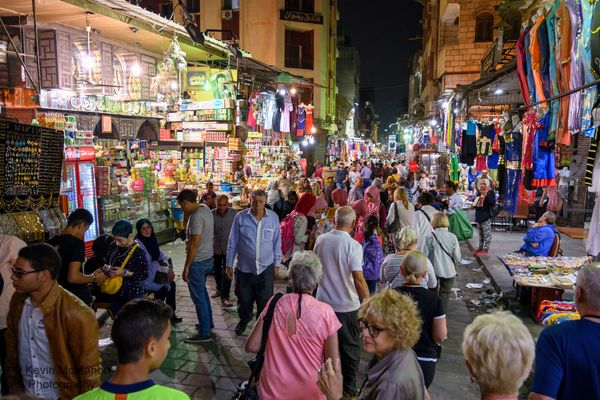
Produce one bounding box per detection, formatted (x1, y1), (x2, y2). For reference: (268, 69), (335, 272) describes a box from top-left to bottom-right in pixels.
(223, 0), (240, 10)
(285, 29), (314, 70)
(285, 0), (315, 13)
(159, 2), (173, 19)
(475, 12), (494, 43)
(186, 0), (200, 14)
(503, 10), (521, 41)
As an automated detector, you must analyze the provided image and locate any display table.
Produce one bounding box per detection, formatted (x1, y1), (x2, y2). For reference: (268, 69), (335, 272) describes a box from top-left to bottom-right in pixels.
(499, 253), (588, 319)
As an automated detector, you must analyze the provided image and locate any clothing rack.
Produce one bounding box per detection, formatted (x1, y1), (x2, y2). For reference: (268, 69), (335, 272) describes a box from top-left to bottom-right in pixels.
(515, 78), (600, 111)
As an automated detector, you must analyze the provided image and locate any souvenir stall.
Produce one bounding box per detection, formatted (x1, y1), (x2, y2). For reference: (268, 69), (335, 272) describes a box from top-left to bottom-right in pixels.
(0, 120), (67, 243)
(499, 253), (588, 320)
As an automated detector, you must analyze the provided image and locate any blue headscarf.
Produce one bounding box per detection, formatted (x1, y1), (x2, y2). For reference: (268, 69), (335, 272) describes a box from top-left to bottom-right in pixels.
(135, 219), (160, 261)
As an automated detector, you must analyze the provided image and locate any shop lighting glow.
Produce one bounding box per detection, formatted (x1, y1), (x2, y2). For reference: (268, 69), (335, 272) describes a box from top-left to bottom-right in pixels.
(308, 136), (315, 144)
(454, 108), (459, 114)
(403, 128), (410, 133)
(403, 134), (411, 142)
(278, 88), (286, 95)
(290, 87), (297, 95)
(204, 81), (211, 90)
(430, 119), (437, 127)
(82, 53), (94, 71)
(311, 126), (317, 134)
(441, 101), (448, 108)
(494, 88), (504, 95)
(302, 138), (309, 146)
(169, 81), (179, 91)
(131, 62), (142, 77)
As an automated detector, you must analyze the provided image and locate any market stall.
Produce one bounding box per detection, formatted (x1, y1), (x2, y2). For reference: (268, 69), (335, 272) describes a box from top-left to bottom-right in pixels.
(499, 253), (588, 319)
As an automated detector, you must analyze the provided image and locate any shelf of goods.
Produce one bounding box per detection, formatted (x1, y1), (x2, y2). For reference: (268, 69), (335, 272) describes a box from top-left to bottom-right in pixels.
(0, 208), (66, 243)
(97, 190), (174, 244)
(244, 138), (295, 179)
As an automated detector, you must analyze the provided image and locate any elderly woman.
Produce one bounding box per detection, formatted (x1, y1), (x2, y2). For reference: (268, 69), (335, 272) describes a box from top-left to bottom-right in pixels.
(396, 251), (447, 388)
(318, 289), (427, 399)
(424, 213), (462, 312)
(106, 220), (148, 315)
(245, 251), (341, 400)
(381, 227), (437, 290)
(462, 311), (535, 399)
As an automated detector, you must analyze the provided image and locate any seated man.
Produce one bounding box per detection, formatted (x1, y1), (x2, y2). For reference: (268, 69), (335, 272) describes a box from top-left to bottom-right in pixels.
(518, 211), (558, 257)
(75, 298), (189, 400)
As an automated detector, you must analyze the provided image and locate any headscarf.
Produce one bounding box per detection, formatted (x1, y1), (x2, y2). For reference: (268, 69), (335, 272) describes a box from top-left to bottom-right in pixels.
(332, 188), (348, 206)
(352, 199), (369, 234)
(309, 196), (329, 217)
(294, 193), (317, 216)
(364, 185), (382, 216)
(135, 219), (160, 261)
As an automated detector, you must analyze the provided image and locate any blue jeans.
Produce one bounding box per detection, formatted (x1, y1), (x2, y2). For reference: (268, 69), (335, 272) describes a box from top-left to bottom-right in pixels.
(188, 258), (214, 336)
(336, 182), (345, 189)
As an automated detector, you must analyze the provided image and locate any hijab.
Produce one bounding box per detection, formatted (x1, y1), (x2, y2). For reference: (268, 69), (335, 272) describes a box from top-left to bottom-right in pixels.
(309, 196), (329, 217)
(364, 185), (382, 216)
(332, 188), (348, 206)
(135, 219), (160, 261)
(294, 193), (317, 216)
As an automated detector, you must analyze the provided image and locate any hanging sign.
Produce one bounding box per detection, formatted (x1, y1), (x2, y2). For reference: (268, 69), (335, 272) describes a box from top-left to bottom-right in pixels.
(247, 131), (262, 138)
(280, 10), (323, 24)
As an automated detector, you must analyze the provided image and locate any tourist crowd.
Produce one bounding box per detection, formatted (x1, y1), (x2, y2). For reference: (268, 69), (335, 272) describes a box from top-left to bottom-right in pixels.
(0, 159), (597, 400)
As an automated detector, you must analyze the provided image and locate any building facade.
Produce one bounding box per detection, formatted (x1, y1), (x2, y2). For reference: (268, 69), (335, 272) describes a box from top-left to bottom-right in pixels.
(414, 0), (515, 115)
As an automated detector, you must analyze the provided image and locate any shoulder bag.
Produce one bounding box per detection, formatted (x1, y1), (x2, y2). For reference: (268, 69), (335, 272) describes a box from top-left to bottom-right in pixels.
(233, 292), (284, 400)
(387, 201), (401, 233)
(100, 243), (139, 295)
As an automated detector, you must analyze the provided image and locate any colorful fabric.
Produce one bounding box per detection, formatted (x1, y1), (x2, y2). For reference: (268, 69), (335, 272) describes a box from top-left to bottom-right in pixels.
(532, 112), (557, 187)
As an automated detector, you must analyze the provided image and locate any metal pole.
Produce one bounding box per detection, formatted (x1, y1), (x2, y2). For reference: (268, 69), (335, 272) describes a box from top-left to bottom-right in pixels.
(0, 17), (38, 93)
(32, 0), (42, 91)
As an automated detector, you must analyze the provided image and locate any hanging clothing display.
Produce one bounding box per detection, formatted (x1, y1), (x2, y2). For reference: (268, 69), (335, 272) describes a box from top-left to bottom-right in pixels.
(468, 167), (481, 191)
(280, 95), (293, 133)
(263, 96), (276, 131)
(530, 14), (550, 106)
(522, 112), (537, 190)
(525, 30), (538, 103)
(247, 94), (257, 129)
(580, 0), (597, 132)
(504, 129), (523, 215)
(476, 124), (493, 171)
(517, 28), (532, 104)
(557, 0), (573, 145)
(460, 129), (477, 166)
(449, 154), (460, 183)
(546, 5), (561, 140)
(306, 104), (314, 134)
(297, 104), (306, 136)
(587, 195), (600, 258)
(532, 112), (557, 187)
(567, 0), (583, 134)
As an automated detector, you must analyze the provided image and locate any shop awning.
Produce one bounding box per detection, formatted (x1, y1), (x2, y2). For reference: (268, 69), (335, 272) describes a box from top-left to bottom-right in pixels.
(0, 0), (232, 61)
(456, 61), (522, 107)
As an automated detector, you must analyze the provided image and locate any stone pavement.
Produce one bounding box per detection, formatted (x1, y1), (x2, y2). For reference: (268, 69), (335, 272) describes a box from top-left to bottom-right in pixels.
(96, 227), (586, 400)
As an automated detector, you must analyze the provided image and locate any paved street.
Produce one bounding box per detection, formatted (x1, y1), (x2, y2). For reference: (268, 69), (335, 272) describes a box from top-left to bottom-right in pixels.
(95, 226), (586, 399)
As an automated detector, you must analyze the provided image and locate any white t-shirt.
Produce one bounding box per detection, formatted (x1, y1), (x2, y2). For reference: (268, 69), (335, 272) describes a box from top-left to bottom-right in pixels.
(314, 230), (364, 313)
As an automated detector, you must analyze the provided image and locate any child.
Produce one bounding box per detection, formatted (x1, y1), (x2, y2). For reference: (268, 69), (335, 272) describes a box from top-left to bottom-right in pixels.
(75, 299), (189, 400)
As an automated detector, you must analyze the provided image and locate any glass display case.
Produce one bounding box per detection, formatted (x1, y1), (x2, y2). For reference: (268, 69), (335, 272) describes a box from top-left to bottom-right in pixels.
(98, 190), (175, 244)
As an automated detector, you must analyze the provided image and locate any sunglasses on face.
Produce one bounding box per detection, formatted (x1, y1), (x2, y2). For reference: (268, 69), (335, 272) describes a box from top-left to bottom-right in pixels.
(11, 267), (44, 278)
(359, 318), (385, 338)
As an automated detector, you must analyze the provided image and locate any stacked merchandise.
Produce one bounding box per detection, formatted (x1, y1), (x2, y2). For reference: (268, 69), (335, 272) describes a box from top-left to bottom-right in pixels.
(537, 300), (580, 326)
(499, 253), (588, 288)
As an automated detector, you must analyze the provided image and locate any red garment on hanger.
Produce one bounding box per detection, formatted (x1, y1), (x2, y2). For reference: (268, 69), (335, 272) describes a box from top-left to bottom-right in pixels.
(306, 104), (314, 133)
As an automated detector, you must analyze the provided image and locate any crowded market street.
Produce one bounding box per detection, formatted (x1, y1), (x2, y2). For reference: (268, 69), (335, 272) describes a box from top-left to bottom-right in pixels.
(2, 0), (600, 399)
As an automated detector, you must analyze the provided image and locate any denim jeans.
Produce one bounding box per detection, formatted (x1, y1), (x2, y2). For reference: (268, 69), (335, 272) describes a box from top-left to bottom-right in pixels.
(188, 258), (214, 336)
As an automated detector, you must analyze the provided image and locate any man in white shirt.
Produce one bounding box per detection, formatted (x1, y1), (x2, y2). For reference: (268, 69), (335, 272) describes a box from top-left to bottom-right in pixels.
(415, 192), (438, 252)
(314, 206), (370, 398)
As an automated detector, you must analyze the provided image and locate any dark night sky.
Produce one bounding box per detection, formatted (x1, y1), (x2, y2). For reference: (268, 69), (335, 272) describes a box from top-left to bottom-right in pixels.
(338, 0), (422, 131)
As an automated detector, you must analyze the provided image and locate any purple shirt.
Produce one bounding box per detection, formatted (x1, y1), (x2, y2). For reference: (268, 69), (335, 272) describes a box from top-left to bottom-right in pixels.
(361, 166), (372, 180)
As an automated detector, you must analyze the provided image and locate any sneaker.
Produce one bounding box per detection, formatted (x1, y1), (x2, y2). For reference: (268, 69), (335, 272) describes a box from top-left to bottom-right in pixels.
(185, 333), (212, 343)
(171, 315), (183, 324)
(476, 250), (489, 255)
(235, 321), (248, 336)
(460, 258), (474, 265)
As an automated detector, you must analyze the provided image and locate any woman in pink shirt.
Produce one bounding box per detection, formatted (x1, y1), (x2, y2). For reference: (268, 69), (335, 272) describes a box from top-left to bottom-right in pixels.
(245, 251), (341, 400)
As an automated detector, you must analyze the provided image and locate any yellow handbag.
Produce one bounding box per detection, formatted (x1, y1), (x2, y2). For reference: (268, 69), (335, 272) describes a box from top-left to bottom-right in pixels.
(101, 243), (139, 295)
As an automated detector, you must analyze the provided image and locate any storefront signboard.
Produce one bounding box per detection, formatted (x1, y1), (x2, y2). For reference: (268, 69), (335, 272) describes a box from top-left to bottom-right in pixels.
(65, 146), (96, 162)
(180, 99), (225, 110)
(247, 131), (262, 138)
(280, 10), (324, 24)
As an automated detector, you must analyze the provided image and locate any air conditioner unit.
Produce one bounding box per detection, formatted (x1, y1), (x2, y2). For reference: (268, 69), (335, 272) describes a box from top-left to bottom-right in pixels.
(222, 10), (233, 20)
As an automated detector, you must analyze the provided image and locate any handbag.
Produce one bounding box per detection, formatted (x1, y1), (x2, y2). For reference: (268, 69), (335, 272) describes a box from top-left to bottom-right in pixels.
(448, 209), (474, 241)
(386, 201), (401, 234)
(430, 231), (456, 265)
(100, 244), (139, 295)
(232, 293), (284, 400)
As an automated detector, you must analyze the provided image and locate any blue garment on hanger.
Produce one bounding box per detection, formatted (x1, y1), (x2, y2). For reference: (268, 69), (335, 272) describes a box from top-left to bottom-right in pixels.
(467, 120), (477, 136)
(468, 167), (481, 191)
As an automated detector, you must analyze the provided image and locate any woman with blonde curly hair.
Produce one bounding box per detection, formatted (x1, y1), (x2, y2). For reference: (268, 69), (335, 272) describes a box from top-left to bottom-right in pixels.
(462, 311), (535, 399)
(386, 187), (416, 232)
(318, 289), (427, 399)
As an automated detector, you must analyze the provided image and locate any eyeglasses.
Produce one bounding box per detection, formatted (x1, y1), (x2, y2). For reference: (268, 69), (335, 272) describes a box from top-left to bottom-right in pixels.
(358, 318), (385, 338)
(11, 267), (44, 278)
